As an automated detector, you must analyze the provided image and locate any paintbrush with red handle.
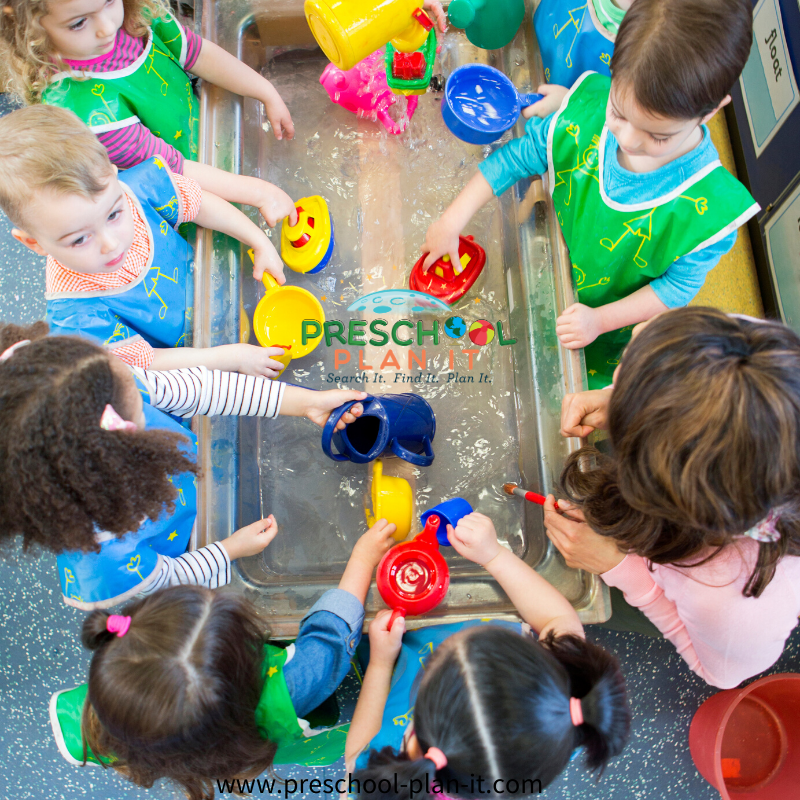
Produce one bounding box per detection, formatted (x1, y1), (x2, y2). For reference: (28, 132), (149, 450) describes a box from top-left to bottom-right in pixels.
(503, 483), (560, 510)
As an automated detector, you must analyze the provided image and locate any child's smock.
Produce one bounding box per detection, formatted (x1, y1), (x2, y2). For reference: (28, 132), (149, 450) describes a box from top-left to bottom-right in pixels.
(354, 619), (527, 771)
(50, 588), (366, 767)
(56, 367), (286, 610)
(533, 0), (618, 88)
(46, 156), (196, 370)
(479, 72), (759, 388)
(43, 13), (199, 171)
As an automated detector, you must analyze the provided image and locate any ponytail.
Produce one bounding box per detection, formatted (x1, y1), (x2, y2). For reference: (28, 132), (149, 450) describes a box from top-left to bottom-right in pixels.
(81, 610), (120, 651)
(355, 749), (443, 800)
(542, 632), (630, 771)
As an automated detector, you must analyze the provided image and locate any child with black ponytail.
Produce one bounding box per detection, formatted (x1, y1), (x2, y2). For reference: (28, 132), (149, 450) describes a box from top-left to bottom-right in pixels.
(345, 513), (630, 798)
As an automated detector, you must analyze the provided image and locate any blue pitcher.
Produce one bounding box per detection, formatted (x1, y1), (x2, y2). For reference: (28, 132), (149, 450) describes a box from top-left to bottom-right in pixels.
(321, 393), (436, 467)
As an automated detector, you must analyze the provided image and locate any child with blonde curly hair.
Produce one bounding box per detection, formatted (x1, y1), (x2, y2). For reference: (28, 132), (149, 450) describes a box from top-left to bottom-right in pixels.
(0, 0), (298, 227)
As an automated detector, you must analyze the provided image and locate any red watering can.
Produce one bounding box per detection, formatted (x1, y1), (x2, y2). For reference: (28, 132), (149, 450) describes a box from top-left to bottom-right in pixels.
(377, 515), (450, 626)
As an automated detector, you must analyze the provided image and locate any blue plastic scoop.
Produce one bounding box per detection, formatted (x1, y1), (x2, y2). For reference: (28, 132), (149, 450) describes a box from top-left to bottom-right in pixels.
(442, 64), (543, 144)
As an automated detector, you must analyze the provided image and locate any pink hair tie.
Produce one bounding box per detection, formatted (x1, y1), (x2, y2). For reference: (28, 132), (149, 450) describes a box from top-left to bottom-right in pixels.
(0, 339), (30, 362)
(106, 614), (131, 637)
(425, 747), (448, 770)
(100, 404), (138, 432)
(569, 697), (584, 726)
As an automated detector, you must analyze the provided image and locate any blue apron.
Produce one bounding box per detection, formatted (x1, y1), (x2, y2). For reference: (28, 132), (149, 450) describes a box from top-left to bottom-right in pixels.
(533, 0), (614, 88)
(355, 619), (527, 770)
(46, 156), (193, 355)
(56, 402), (197, 610)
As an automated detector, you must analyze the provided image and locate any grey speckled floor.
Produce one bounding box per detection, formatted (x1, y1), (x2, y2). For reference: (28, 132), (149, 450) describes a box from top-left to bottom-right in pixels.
(1, 92), (799, 800)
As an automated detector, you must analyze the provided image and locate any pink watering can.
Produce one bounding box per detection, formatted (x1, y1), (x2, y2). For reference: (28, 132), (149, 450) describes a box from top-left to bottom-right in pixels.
(320, 51), (419, 135)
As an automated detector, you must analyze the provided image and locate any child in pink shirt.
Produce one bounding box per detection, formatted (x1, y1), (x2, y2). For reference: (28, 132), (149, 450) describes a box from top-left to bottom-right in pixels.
(545, 307), (800, 689)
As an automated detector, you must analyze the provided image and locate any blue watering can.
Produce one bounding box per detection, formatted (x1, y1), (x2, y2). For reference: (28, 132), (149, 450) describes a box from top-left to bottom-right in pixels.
(442, 64), (543, 145)
(322, 393), (436, 467)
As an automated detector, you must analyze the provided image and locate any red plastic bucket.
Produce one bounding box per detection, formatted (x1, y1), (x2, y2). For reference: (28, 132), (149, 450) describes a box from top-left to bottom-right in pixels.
(689, 673), (800, 798)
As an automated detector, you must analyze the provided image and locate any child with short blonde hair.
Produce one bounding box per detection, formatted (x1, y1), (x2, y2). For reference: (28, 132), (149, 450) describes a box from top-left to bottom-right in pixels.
(0, 0), (298, 228)
(0, 105), (285, 374)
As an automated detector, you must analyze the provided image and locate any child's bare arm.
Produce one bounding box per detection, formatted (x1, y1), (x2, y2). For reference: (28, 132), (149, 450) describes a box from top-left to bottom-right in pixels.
(422, 172), (495, 270)
(338, 520), (397, 606)
(449, 512), (584, 639)
(345, 611), (405, 770)
(149, 343), (287, 377)
(194, 189), (285, 283)
(192, 40), (294, 141)
(183, 161), (298, 228)
(556, 285), (669, 350)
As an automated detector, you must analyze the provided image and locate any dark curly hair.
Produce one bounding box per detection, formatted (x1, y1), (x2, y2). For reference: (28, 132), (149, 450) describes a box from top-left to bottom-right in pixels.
(354, 627), (629, 799)
(0, 322), (197, 554)
(80, 586), (277, 800)
(560, 308), (800, 598)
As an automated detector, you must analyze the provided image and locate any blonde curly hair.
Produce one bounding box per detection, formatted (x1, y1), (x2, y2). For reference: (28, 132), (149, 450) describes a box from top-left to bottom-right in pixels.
(0, 0), (172, 104)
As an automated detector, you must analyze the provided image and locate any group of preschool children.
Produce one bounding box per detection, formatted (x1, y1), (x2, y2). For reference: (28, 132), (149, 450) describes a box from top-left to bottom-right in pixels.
(0, 0), (798, 797)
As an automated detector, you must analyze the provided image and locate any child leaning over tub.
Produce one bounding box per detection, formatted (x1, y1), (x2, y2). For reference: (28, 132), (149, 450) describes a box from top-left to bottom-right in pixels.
(424, 0), (759, 390)
(344, 513), (630, 799)
(546, 308), (800, 689)
(0, 105), (289, 377)
(0, 321), (374, 610)
(0, 0), (300, 228)
(50, 541), (394, 786)
(533, 0), (632, 90)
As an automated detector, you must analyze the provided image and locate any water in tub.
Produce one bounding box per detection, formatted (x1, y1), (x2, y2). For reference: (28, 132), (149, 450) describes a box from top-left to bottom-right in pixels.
(246, 33), (529, 580)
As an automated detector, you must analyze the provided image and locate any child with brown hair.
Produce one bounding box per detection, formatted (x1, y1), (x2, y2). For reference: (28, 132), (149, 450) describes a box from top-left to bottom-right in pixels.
(50, 528), (392, 791)
(546, 308), (800, 688)
(0, 0), (299, 227)
(0, 105), (287, 374)
(424, 0), (759, 389)
(0, 321), (374, 609)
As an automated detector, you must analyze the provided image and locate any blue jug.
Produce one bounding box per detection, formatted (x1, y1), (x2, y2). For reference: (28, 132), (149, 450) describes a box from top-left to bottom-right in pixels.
(321, 393), (436, 467)
(421, 498), (474, 546)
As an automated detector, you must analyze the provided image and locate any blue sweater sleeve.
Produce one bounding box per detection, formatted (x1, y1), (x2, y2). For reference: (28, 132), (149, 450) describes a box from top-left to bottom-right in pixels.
(649, 229), (738, 308)
(478, 113), (555, 196)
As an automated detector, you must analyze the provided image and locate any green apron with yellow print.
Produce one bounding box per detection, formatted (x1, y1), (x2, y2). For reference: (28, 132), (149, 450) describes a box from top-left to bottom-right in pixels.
(50, 644), (349, 769)
(42, 14), (198, 161)
(547, 72), (758, 389)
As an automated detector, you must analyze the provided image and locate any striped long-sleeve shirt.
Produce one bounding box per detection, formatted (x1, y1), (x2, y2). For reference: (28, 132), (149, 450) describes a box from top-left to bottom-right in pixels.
(63, 24), (203, 173)
(129, 366), (285, 593)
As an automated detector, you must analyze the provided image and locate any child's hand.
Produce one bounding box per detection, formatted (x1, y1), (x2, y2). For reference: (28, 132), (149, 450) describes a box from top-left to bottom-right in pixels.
(422, 216), (462, 271)
(251, 239), (286, 285)
(423, 0), (448, 33)
(261, 85), (295, 141)
(448, 512), (502, 566)
(561, 388), (611, 438)
(521, 84), (569, 119)
(221, 343), (289, 378)
(300, 389), (368, 430)
(221, 515), (278, 560)
(255, 182), (299, 228)
(368, 609), (405, 668)
(556, 303), (603, 349)
(352, 519), (398, 569)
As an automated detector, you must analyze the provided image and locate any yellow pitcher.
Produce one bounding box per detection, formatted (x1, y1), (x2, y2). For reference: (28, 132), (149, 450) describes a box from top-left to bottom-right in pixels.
(305, 0), (431, 71)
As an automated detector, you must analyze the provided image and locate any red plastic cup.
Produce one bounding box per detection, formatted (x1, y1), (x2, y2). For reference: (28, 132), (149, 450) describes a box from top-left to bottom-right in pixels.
(689, 673), (800, 799)
(377, 516), (450, 626)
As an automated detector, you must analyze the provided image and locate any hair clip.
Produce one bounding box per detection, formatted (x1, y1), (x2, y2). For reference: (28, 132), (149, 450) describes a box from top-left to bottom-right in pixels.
(0, 339), (30, 362)
(106, 614), (131, 637)
(742, 510), (781, 544)
(100, 404), (138, 432)
(569, 697), (584, 727)
(425, 747), (448, 770)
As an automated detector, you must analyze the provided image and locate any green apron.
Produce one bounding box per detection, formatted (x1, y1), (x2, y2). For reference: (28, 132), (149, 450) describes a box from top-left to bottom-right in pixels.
(50, 644), (349, 769)
(43, 14), (198, 160)
(547, 72), (759, 388)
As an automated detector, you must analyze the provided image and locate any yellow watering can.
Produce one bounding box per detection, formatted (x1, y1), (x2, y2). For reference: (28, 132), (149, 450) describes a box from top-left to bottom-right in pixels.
(252, 272), (325, 374)
(366, 459), (413, 542)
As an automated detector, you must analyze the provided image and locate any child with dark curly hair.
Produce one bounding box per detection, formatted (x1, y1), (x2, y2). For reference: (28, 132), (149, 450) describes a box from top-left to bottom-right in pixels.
(50, 556), (393, 790)
(0, 321), (374, 610)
